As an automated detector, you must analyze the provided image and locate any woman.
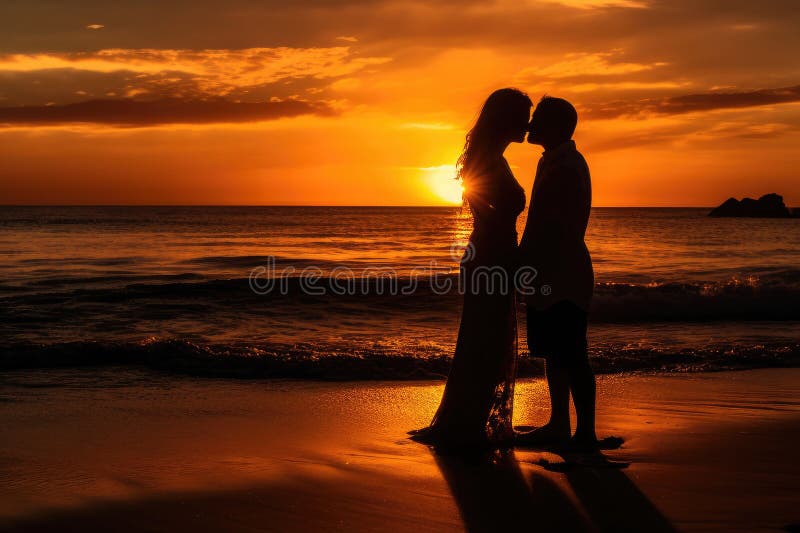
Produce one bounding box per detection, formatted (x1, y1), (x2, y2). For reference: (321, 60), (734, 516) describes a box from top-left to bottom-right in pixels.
(410, 88), (531, 450)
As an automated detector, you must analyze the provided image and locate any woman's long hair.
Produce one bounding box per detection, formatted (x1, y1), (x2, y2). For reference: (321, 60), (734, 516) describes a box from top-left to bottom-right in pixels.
(457, 88), (532, 186)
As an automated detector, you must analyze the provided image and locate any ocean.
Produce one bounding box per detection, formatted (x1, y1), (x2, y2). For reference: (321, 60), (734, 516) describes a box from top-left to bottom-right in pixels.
(1, 206), (798, 378)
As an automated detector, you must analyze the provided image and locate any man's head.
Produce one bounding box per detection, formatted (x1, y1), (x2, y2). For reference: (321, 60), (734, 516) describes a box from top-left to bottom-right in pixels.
(527, 96), (577, 148)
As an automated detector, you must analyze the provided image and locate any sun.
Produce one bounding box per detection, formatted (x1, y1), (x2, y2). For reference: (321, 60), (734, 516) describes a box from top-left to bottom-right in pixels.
(421, 165), (464, 205)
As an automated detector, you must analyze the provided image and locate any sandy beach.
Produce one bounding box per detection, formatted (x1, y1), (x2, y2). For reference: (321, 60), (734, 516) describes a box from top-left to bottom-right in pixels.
(1, 368), (798, 532)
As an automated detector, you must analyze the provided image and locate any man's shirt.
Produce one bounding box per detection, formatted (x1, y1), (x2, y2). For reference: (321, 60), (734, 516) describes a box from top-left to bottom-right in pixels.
(519, 140), (594, 311)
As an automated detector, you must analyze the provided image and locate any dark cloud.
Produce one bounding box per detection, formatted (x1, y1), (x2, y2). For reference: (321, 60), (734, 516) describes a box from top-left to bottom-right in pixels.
(583, 120), (800, 152)
(0, 97), (335, 126)
(582, 84), (800, 119)
(0, 69), (197, 106)
(0, 47), (387, 110)
(2, 0), (798, 58)
(0, 68), (331, 107)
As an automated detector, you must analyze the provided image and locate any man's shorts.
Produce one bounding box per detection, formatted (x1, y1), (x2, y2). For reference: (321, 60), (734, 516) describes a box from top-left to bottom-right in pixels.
(526, 300), (588, 367)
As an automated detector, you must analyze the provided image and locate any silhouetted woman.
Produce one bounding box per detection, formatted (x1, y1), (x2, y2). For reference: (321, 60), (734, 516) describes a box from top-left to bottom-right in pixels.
(410, 88), (531, 450)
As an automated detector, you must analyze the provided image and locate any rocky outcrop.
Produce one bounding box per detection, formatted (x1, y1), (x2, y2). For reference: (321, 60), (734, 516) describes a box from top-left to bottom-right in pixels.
(709, 193), (793, 217)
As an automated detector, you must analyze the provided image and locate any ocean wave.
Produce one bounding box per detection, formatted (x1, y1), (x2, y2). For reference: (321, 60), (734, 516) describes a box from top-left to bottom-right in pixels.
(592, 271), (800, 321)
(2, 338), (799, 380)
(3, 270), (800, 323)
(18, 256), (148, 266)
(181, 254), (289, 267)
(27, 273), (206, 287)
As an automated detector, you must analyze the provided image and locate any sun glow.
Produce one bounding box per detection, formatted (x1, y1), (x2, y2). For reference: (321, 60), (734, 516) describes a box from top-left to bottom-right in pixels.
(421, 165), (464, 205)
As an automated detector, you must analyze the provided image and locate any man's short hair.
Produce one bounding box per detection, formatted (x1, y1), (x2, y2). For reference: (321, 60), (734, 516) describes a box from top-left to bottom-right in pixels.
(537, 96), (578, 141)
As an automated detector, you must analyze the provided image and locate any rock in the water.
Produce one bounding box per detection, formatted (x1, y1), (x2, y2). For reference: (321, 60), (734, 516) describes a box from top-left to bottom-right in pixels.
(709, 193), (792, 217)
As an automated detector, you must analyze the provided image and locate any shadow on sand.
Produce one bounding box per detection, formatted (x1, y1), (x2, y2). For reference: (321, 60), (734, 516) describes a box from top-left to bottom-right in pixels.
(433, 447), (676, 533)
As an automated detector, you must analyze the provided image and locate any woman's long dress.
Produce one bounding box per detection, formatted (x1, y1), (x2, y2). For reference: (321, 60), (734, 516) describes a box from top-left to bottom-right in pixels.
(411, 157), (526, 449)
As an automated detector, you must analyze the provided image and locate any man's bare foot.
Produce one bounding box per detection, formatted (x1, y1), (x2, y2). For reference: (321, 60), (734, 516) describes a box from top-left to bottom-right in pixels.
(514, 423), (570, 448)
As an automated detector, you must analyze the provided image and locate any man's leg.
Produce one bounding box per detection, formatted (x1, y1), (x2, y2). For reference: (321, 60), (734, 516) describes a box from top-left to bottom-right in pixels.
(544, 359), (571, 433)
(516, 359), (571, 446)
(567, 356), (596, 444)
(517, 302), (571, 446)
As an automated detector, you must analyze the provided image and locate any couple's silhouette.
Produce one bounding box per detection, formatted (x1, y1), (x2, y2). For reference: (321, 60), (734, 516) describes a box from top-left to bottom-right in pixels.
(410, 89), (601, 453)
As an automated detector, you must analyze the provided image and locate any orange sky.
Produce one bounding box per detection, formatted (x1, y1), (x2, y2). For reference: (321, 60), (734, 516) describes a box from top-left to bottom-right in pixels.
(1, 0), (799, 206)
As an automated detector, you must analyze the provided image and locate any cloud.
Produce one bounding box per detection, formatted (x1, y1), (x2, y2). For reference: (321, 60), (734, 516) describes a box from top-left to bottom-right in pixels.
(551, 0), (648, 8)
(516, 52), (667, 81)
(85, 24), (104, 30)
(0, 47), (390, 85)
(587, 122), (780, 152)
(582, 84), (800, 119)
(0, 97), (335, 126)
(0, 47), (391, 109)
(569, 81), (690, 92)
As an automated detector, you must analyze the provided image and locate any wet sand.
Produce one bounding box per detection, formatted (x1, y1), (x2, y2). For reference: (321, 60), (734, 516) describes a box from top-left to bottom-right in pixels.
(1, 368), (798, 532)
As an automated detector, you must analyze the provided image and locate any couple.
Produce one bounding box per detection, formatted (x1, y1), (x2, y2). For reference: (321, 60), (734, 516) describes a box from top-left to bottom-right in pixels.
(411, 88), (597, 452)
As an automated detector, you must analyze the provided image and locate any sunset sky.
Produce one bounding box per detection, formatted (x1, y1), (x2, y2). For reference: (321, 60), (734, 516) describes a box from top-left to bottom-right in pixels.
(1, 0), (799, 206)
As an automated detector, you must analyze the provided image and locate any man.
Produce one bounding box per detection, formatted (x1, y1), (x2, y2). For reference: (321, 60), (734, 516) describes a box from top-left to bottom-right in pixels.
(517, 96), (598, 450)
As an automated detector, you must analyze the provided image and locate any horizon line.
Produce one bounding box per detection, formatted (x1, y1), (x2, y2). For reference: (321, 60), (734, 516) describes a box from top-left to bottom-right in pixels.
(0, 204), (729, 208)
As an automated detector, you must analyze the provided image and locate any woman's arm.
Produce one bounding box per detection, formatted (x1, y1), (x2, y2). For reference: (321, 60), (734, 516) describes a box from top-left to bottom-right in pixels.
(463, 175), (497, 221)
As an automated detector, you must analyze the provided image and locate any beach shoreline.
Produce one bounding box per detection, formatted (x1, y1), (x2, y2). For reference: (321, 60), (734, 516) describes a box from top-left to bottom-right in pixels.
(1, 368), (799, 532)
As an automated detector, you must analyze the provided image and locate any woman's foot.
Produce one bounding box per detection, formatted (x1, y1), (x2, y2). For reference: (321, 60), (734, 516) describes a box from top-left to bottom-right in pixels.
(409, 426), (495, 454)
(514, 423), (570, 448)
(408, 426), (438, 443)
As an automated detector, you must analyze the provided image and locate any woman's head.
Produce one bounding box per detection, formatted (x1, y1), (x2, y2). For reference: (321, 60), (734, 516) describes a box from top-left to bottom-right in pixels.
(458, 88), (532, 180)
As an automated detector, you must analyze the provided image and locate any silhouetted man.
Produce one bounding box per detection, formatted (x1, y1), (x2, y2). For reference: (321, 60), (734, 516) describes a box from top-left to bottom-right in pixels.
(517, 96), (597, 449)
